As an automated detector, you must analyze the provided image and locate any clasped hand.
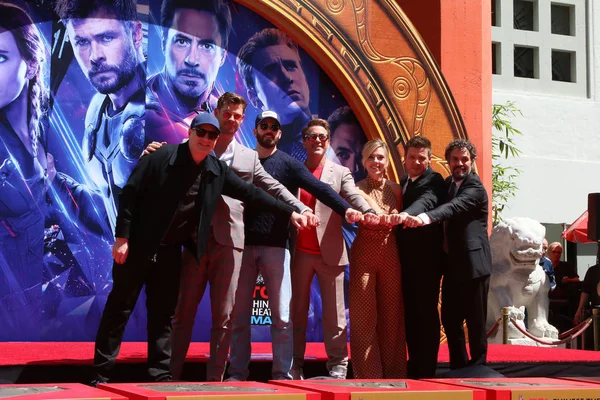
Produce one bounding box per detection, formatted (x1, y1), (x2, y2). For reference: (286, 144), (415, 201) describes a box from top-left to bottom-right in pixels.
(359, 212), (409, 227)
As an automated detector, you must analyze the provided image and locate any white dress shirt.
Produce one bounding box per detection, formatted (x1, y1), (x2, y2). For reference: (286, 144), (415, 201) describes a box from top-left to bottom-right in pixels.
(218, 138), (236, 166)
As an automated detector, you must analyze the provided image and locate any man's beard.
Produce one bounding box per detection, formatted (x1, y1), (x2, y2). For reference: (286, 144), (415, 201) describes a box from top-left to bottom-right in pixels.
(452, 166), (470, 181)
(88, 45), (138, 94)
(171, 67), (209, 99)
(257, 133), (279, 149)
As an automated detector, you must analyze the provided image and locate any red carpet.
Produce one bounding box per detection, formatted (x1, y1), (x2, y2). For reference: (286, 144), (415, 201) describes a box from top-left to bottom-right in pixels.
(1, 342), (600, 367)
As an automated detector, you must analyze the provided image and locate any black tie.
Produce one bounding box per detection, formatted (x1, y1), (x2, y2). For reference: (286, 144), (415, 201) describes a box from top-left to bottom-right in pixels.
(403, 178), (413, 194)
(448, 181), (457, 200)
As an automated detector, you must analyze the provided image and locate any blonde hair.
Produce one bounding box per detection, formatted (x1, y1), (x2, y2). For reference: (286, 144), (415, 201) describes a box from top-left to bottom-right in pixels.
(549, 242), (563, 252)
(361, 139), (390, 170)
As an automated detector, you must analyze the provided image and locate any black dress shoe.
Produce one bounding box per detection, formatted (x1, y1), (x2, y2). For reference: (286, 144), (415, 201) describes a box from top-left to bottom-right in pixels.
(89, 379), (108, 388)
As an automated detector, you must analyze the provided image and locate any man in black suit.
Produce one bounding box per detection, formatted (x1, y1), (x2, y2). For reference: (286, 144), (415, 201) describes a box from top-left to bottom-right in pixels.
(396, 136), (445, 379)
(405, 139), (491, 370)
(92, 113), (305, 383)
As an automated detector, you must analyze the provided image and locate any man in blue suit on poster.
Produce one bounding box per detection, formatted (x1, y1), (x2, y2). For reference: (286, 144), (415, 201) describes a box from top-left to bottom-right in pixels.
(54, 0), (147, 233)
(237, 28), (312, 161)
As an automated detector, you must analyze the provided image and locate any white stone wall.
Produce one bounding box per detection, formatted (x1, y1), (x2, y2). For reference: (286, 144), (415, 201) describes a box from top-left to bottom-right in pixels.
(492, 0), (600, 225)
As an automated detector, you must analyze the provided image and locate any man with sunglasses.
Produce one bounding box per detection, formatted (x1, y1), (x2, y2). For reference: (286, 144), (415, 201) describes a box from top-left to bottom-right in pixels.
(291, 118), (378, 380)
(92, 112), (304, 384)
(227, 111), (364, 381)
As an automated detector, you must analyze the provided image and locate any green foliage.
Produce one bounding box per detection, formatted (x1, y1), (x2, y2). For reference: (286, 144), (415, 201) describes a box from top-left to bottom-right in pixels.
(492, 101), (523, 224)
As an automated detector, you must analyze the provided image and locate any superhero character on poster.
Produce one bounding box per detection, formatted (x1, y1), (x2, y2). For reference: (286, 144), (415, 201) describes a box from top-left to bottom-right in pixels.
(0, 0), (111, 341)
(54, 0), (147, 234)
(44, 0), (149, 340)
(1, 0), (368, 342)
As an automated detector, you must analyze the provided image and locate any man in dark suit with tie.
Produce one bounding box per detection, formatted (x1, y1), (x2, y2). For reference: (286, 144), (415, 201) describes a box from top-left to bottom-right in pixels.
(405, 139), (492, 370)
(396, 136), (445, 379)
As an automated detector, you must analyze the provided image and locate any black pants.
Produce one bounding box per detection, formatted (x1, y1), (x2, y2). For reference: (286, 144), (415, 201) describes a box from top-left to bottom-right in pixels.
(441, 274), (490, 370)
(93, 245), (181, 381)
(402, 261), (442, 379)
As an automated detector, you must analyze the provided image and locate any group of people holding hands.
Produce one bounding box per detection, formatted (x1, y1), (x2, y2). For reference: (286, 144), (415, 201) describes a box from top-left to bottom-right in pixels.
(0, 0), (491, 374)
(92, 91), (492, 385)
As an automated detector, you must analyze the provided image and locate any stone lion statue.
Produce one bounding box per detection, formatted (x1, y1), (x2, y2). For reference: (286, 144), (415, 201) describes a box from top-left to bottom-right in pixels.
(486, 217), (559, 343)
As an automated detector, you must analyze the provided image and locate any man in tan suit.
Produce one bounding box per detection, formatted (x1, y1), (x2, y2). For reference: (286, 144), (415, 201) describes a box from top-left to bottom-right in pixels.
(169, 93), (312, 381)
(291, 118), (377, 379)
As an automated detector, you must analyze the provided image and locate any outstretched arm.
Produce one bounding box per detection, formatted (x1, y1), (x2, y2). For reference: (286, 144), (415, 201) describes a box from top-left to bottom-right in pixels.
(402, 172), (445, 215)
(426, 180), (486, 224)
(251, 155), (308, 213)
(292, 159), (351, 217)
(222, 167), (303, 228)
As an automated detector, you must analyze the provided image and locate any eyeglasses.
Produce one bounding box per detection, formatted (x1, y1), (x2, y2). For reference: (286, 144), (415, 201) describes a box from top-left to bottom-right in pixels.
(191, 127), (220, 141)
(303, 133), (329, 142)
(259, 122), (280, 131)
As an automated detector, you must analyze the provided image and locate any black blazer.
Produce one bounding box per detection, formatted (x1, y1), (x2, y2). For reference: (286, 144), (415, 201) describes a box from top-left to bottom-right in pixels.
(426, 172), (491, 282)
(115, 143), (294, 261)
(396, 168), (446, 269)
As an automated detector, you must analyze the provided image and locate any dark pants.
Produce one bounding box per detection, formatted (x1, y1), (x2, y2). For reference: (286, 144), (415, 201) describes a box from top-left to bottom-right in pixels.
(402, 261), (442, 379)
(93, 244), (181, 382)
(441, 274), (490, 370)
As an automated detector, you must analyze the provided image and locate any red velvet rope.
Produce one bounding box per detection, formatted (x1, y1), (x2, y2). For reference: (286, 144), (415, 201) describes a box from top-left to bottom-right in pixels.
(486, 317), (502, 337)
(507, 317), (592, 346)
(558, 319), (592, 339)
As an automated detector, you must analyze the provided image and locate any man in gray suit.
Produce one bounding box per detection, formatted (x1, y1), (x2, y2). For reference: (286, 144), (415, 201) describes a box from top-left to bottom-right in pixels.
(168, 93), (313, 381)
(291, 118), (378, 379)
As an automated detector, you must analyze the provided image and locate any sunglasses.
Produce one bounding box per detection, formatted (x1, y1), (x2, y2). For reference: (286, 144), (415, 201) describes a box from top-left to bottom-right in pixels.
(191, 127), (220, 141)
(303, 133), (329, 142)
(259, 122), (280, 131)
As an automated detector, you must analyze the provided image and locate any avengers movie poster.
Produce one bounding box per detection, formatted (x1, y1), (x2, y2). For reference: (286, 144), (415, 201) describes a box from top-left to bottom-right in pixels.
(0, 0), (367, 342)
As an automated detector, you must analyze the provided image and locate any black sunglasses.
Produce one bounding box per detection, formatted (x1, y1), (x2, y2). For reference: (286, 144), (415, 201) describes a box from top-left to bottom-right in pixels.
(191, 127), (220, 140)
(303, 133), (329, 142)
(259, 122), (280, 131)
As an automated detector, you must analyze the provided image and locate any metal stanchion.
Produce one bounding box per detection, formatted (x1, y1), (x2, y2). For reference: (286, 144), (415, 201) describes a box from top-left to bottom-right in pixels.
(502, 307), (509, 345)
(593, 307), (600, 351)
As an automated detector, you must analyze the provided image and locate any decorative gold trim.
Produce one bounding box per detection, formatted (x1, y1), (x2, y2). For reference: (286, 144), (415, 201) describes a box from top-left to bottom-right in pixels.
(235, 0), (467, 181)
